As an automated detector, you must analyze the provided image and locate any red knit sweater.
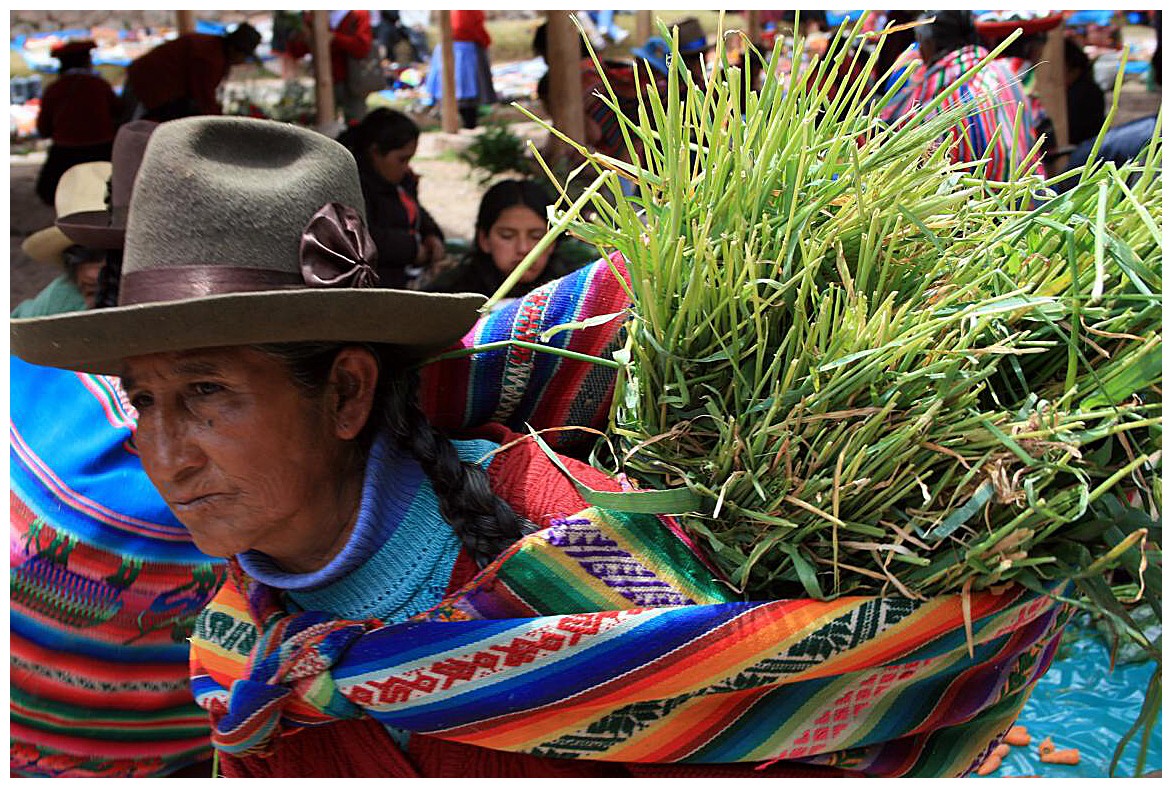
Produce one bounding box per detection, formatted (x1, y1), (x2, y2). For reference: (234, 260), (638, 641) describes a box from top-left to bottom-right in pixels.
(450, 10), (491, 48)
(36, 72), (119, 146)
(286, 11), (373, 85)
(126, 33), (230, 115)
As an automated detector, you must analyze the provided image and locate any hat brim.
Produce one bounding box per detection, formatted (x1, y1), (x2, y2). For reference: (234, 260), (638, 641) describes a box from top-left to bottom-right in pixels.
(55, 209), (125, 249)
(21, 226), (71, 266)
(11, 289), (487, 376)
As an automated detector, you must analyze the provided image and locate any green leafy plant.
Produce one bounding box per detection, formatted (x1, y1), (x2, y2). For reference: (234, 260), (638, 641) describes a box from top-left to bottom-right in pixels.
(459, 121), (538, 184)
(499, 15), (1160, 773)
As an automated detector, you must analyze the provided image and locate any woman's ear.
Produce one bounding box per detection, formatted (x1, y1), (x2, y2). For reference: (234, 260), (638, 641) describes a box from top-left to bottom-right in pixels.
(328, 347), (380, 440)
(476, 228), (491, 255)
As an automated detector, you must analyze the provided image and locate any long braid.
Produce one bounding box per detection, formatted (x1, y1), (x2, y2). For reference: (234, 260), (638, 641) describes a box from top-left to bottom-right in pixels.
(255, 341), (533, 567)
(382, 366), (533, 566)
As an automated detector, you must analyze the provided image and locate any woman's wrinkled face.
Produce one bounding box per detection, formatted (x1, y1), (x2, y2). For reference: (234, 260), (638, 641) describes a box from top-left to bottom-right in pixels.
(370, 139), (417, 185)
(120, 346), (350, 567)
(477, 204), (551, 282)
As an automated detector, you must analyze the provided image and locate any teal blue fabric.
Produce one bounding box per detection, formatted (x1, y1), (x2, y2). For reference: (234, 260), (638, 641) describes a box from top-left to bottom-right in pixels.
(11, 275), (86, 317)
(976, 617), (1161, 778)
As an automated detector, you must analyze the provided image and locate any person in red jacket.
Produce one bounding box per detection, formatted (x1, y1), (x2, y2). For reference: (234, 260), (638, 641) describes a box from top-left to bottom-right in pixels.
(34, 40), (120, 206)
(122, 23), (260, 122)
(425, 10), (498, 129)
(286, 10), (375, 123)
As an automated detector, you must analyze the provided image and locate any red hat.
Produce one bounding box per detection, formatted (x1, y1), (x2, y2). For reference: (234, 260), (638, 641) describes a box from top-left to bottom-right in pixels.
(49, 39), (97, 59)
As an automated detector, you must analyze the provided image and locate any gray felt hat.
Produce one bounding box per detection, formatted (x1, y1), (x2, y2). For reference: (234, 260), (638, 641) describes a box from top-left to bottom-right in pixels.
(11, 116), (485, 375)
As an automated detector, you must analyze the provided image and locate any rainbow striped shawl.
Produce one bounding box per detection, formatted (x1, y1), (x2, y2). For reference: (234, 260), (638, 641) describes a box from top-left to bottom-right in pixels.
(190, 507), (1069, 777)
(420, 251), (630, 457)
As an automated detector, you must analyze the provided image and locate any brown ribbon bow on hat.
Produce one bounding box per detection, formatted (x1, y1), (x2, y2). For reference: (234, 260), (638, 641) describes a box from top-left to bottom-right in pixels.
(300, 202), (380, 288)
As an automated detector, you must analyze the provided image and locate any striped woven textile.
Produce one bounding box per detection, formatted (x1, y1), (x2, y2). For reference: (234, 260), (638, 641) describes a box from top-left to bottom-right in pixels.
(879, 45), (1044, 181)
(9, 356), (227, 778)
(189, 506), (1070, 777)
(420, 253), (630, 456)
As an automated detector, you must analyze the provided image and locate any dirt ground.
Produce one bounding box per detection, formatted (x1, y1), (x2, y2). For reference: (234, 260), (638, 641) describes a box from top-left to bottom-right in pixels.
(7, 81), (1161, 309)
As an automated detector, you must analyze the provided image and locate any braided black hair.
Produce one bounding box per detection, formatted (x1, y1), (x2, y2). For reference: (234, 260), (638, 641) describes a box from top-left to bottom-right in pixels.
(254, 341), (533, 566)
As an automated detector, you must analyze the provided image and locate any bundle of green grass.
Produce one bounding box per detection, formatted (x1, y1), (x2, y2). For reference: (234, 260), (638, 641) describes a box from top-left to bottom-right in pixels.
(509, 18), (1160, 755)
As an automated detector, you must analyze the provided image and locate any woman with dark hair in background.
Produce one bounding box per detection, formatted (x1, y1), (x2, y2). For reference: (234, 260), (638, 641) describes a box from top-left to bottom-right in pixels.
(340, 107), (446, 288)
(423, 179), (580, 302)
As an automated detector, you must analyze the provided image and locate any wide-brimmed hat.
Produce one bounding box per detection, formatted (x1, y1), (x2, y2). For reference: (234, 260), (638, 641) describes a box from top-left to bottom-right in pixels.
(56, 120), (157, 250)
(21, 160), (112, 266)
(11, 116), (485, 375)
(671, 17), (715, 55)
(630, 36), (671, 75)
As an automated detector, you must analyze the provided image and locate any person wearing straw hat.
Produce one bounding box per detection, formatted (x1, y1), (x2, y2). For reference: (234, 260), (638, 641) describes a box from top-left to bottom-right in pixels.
(34, 39), (120, 206)
(9, 115), (633, 777)
(55, 119), (160, 309)
(11, 117), (226, 779)
(15, 161), (112, 316)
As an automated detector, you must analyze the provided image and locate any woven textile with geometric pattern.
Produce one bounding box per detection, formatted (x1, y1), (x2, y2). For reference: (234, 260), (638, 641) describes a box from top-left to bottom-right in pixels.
(190, 505), (1070, 777)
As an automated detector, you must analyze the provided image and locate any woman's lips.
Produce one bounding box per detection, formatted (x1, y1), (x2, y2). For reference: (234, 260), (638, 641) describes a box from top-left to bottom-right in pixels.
(170, 493), (225, 512)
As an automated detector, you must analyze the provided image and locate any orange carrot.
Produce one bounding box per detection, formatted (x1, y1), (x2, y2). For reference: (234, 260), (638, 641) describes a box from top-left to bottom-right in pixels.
(1037, 736), (1056, 758)
(977, 754), (1003, 776)
(1004, 726), (1031, 746)
(1040, 749), (1080, 766)
(993, 743), (1011, 758)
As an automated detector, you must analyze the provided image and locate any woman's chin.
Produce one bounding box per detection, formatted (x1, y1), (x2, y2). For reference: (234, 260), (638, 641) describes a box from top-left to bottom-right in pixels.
(187, 532), (245, 560)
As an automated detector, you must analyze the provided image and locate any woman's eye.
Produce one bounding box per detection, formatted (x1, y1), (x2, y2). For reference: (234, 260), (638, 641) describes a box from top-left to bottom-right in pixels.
(191, 382), (225, 397)
(129, 392), (153, 410)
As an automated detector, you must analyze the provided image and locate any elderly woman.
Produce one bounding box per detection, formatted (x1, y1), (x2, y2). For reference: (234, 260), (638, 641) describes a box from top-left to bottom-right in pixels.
(12, 117), (1067, 779)
(9, 116), (630, 777)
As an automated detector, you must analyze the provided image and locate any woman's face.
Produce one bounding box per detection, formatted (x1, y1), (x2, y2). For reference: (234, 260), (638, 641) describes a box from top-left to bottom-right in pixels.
(120, 346), (364, 571)
(477, 204), (551, 282)
(370, 139), (417, 185)
(75, 260), (103, 309)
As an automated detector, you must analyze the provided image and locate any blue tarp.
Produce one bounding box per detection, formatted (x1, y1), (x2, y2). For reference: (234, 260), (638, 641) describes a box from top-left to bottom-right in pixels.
(976, 617), (1161, 778)
(1066, 11), (1117, 28)
(825, 11), (866, 28)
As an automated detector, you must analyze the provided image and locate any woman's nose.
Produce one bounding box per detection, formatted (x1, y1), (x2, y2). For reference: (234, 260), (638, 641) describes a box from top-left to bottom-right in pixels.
(137, 414), (206, 484)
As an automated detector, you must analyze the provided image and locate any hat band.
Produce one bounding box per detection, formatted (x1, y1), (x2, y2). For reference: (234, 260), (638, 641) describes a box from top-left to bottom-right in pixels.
(119, 266), (302, 306)
(681, 35), (708, 51)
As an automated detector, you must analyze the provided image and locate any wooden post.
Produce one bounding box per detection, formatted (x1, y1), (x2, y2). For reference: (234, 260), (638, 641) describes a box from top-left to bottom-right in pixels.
(546, 10), (586, 160)
(438, 11), (459, 134)
(311, 12), (336, 130)
(175, 10), (196, 35)
(745, 10), (761, 45)
(1034, 22), (1070, 171)
(636, 10), (652, 46)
